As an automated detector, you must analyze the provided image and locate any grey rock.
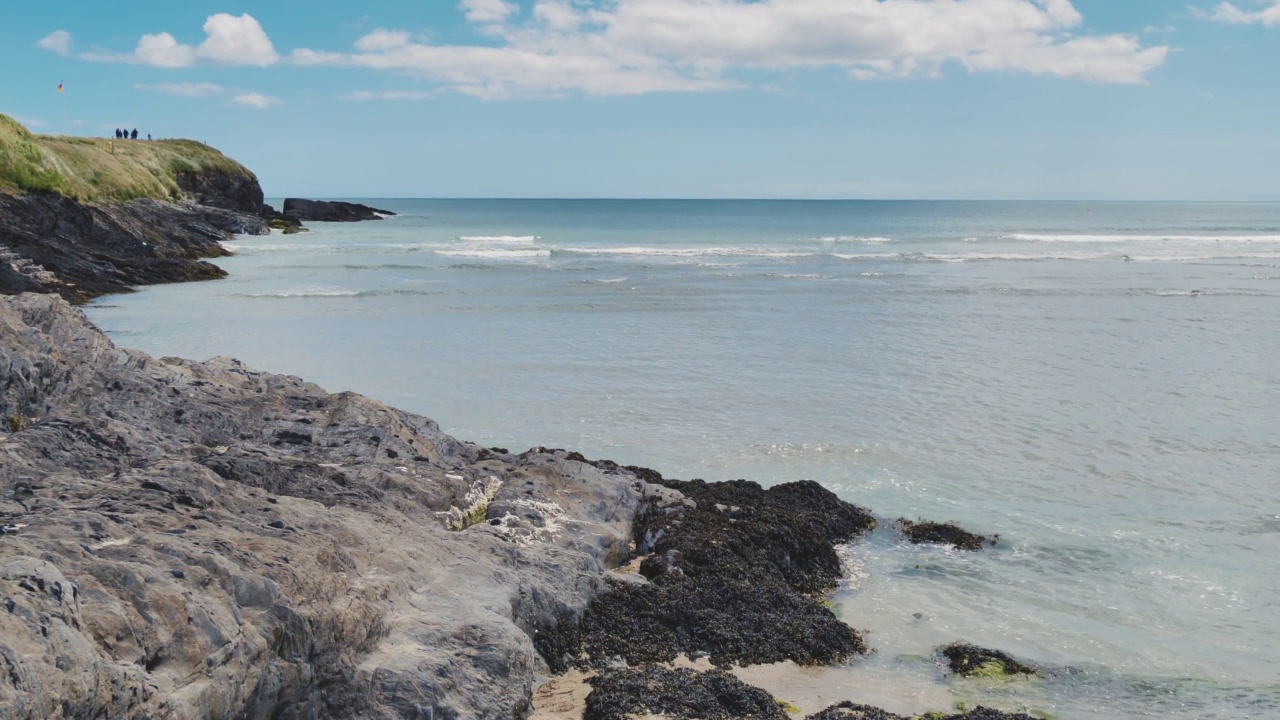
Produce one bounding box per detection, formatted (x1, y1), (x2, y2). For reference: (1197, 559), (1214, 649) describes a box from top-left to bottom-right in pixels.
(0, 193), (269, 303)
(0, 293), (645, 719)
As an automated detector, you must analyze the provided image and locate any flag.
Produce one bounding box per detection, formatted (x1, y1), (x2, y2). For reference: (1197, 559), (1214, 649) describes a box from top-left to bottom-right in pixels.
(57, 81), (63, 93)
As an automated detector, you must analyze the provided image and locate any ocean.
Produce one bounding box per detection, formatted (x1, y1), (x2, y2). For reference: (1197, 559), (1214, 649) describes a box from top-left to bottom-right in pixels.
(86, 200), (1280, 719)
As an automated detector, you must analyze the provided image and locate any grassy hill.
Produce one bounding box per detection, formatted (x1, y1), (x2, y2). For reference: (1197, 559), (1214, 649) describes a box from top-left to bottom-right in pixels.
(0, 114), (256, 203)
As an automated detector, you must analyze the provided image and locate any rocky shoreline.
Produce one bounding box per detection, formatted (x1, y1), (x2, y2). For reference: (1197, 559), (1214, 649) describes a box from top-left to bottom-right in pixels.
(1, 140), (1051, 718)
(0, 292), (1046, 719)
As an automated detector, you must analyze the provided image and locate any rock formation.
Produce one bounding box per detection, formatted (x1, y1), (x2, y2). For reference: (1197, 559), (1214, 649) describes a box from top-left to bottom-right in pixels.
(0, 293), (643, 719)
(0, 192), (261, 303)
(281, 199), (396, 222)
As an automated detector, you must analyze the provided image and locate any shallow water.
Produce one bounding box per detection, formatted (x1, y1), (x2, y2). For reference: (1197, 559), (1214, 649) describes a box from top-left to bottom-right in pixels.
(87, 200), (1280, 718)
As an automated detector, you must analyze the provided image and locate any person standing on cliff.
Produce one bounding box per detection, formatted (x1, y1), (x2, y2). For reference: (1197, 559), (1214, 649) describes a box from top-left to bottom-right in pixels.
(131, 129), (138, 140)
(114, 129), (121, 139)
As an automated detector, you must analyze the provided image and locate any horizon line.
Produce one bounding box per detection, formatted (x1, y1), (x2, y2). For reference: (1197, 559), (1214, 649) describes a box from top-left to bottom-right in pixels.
(263, 196), (1280, 204)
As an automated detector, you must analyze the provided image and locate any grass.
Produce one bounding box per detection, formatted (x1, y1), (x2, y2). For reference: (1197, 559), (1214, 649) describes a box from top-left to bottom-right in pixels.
(0, 114), (256, 203)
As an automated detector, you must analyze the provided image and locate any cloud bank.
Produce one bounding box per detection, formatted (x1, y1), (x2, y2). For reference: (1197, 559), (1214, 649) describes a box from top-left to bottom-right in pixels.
(43, 2), (1171, 99)
(301, 0), (1170, 98)
(1206, 1), (1280, 26)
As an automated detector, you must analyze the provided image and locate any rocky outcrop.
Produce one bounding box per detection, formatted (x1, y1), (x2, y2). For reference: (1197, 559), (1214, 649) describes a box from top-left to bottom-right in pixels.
(939, 643), (1038, 678)
(537, 476), (875, 671)
(895, 519), (995, 551)
(174, 169), (266, 216)
(584, 666), (787, 720)
(582, 667), (1044, 720)
(805, 701), (1040, 720)
(0, 293), (644, 720)
(282, 199), (395, 222)
(0, 192), (266, 303)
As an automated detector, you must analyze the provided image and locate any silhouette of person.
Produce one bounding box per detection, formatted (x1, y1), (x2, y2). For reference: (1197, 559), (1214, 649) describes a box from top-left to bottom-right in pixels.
(131, 129), (138, 140)
(115, 129), (122, 139)
(147, 134), (152, 141)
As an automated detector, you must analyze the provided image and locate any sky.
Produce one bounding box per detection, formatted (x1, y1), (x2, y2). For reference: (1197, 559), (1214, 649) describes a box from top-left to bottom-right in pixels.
(3, 0), (1280, 200)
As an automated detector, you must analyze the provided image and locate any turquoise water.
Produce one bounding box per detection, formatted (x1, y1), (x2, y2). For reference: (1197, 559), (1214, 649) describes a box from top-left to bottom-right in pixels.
(87, 200), (1280, 718)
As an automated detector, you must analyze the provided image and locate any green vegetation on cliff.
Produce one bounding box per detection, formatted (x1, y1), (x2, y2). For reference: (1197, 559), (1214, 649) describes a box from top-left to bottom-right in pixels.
(0, 114), (255, 203)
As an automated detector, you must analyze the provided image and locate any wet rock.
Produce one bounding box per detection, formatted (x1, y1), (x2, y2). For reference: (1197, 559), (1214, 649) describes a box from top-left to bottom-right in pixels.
(584, 665), (787, 720)
(939, 643), (1038, 678)
(804, 702), (908, 720)
(943, 709), (1043, 720)
(0, 192), (266, 303)
(896, 519), (994, 551)
(804, 703), (1041, 720)
(537, 476), (875, 670)
(280, 199), (395, 222)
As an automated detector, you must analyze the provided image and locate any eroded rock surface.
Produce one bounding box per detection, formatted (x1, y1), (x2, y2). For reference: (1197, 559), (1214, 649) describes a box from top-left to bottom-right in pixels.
(0, 192), (265, 303)
(0, 293), (643, 719)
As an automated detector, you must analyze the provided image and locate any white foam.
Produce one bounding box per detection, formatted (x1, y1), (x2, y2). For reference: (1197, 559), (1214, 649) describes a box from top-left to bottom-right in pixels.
(555, 246), (813, 258)
(816, 236), (894, 244)
(831, 250), (1280, 263)
(456, 235), (539, 244)
(436, 248), (551, 259)
(1004, 233), (1280, 243)
(243, 288), (361, 298)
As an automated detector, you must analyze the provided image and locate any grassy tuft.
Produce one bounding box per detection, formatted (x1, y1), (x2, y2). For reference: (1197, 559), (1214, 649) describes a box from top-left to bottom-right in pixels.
(0, 114), (256, 203)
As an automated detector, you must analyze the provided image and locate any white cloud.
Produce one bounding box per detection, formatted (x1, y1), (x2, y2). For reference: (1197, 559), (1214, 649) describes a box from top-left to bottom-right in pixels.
(354, 29), (412, 52)
(48, 3), (1169, 98)
(340, 89), (437, 101)
(232, 92), (282, 108)
(1143, 25), (1177, 34)
(289, 0), (1167, 97)
(460, 0), (519, 24)
(72, 13), (279, 67)
(197, 14), (280, 65)
(135, 82), (227, 97)
(1206, 1), (1280, 25)
(37, 30), (72, 55)
(134, 32), (197, 67)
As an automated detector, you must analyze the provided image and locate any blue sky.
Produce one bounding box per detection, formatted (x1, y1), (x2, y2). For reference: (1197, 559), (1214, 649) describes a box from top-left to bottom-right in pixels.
(4, 0), (1280, 200)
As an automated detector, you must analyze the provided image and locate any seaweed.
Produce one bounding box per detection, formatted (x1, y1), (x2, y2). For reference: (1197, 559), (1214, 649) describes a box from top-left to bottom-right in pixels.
(896, 519), (995, 551)
(584, 665), (788, 720)
(536, 474), (875, 670)
(939, 643), (1038, 678)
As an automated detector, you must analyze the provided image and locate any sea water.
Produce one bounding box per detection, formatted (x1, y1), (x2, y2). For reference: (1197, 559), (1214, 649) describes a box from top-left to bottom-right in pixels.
(86, 200), (1280, 719)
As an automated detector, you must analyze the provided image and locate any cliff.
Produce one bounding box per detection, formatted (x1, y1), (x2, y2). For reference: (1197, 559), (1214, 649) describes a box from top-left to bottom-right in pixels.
(0, 115), (262, 211)
(0, 114), (281, 303)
